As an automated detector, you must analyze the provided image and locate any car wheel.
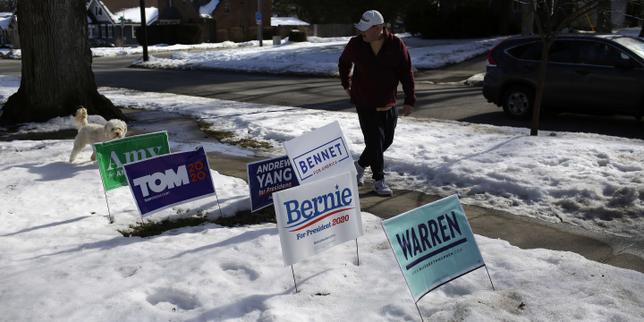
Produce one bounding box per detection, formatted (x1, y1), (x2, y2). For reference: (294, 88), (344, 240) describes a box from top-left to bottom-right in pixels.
(503, 86), (533, 119)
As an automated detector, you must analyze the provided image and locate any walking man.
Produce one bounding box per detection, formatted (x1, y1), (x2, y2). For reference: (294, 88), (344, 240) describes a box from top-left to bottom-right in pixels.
(338, 10), (416, 196)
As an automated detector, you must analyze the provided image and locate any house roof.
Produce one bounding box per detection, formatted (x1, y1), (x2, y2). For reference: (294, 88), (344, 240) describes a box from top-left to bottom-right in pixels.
(112, 7), (159, 25)
(87, 0), (116, 24)
(199, 0), (220, 18)
(0, 13), (13, 30)
(101, 0), (157, 13)
(271, 16), (309, 27)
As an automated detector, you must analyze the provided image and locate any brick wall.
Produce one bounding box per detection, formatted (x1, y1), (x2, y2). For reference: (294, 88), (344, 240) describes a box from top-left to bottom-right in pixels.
(212, 0), (271, 41)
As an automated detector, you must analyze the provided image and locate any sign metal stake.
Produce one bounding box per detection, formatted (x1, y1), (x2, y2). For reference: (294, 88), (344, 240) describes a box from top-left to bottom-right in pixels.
(355, 238), (360, 266)
(484, 265), (496, 291)
(290, 265), (299, 293)
(414, 301), (424, 322)
(102, 188), (114, 224)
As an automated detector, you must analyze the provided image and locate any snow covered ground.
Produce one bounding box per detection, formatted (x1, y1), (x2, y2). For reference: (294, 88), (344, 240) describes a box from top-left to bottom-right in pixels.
(0, 75), (642, 242)
(133, 35), (504, 75)
(1, 40), (260, 59)
(1, 94), (643, 321)
(0, 29), (642, 318)
(6, 33), (505, 73)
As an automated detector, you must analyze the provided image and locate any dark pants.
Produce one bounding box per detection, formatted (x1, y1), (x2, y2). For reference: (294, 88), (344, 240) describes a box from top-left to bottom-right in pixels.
(356, 107), (398, 181)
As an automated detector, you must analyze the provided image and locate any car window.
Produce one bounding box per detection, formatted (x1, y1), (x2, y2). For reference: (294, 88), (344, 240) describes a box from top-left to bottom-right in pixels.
(507, 42), (542, 60)
(549, 40), (578, 63)
(612, 37), (644, 60)
(577, 41), (623, 66)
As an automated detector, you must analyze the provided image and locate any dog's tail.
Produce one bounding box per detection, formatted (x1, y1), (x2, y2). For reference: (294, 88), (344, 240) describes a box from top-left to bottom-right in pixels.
(74, 107), (88, 129)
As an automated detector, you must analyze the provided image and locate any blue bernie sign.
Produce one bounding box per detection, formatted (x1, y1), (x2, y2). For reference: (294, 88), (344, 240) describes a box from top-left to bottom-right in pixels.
(382, 195), (485, 302)
(247, 155), (299, 212)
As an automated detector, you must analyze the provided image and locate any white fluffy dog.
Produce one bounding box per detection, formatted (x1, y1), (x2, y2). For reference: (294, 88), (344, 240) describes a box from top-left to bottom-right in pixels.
(69, 107), (127, 162)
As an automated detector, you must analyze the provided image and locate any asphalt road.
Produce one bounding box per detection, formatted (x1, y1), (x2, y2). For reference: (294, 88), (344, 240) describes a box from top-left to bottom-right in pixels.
(0, 53), (641, 139)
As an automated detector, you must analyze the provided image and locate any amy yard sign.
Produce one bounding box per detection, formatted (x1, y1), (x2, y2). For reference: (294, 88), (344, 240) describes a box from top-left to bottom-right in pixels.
(94, 131), (170, 191)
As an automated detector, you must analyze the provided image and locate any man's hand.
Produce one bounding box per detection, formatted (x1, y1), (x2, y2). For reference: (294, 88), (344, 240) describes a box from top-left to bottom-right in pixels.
(401, 105), (413, 116)
(345, 88), (351, 97)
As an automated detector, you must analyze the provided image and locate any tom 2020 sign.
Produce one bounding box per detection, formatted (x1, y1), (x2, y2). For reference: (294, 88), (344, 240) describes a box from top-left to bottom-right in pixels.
(124, 146), (216, 216)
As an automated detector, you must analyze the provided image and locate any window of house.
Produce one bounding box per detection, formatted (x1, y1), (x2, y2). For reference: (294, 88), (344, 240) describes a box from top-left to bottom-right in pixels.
(88, 25), (96, 39)
(132, 26), (137, 39)
(107, 25), (113, 38)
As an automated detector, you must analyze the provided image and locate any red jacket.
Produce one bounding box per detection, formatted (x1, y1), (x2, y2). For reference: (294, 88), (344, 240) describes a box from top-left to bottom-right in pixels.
(339, 30), (416, 110)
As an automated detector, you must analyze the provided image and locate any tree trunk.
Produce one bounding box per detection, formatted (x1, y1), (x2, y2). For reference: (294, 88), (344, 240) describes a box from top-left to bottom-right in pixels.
(530, 38), (553, 137)
(610, 0), (628, 29)
(0, 0), (124, 125)
(640, 0), (644, 37)
(521, 0), (534, 35)
(595, 0), (612, 32)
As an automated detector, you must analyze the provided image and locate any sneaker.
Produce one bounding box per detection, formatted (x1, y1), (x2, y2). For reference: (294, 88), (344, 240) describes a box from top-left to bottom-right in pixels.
(374, 179), (393, 197)
(354, 161), (365, 186)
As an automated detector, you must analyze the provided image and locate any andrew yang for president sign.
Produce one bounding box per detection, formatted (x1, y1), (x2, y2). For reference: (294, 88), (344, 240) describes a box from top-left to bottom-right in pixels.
(124, 147), (216, 216)
(273, 171), (363, 266)
(283, 121), (354, 184)
(247, 155), (299, 212)
(382, 195), (485, 302)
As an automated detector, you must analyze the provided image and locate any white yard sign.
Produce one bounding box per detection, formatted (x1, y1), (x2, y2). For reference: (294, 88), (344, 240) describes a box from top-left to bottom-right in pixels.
(273, 171), (363, 266)
(283, 121), (355, 184)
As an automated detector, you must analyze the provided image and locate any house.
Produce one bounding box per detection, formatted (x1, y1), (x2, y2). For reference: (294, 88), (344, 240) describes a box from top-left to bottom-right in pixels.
(0, 12), (18, 48)
(87, 0), (158, 46)
(154, 0), (272, 43)
(271, 16), (309, 38)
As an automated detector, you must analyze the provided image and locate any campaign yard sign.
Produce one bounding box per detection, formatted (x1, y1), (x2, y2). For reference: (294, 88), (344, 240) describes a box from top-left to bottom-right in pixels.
(247, 155), (299, 212)
(123, 146), (216, 216)
(382, 194), (485, 302)
(94, 131), (170, 191)
(273, 171), (363, 266)
(283, 121), (354, 184)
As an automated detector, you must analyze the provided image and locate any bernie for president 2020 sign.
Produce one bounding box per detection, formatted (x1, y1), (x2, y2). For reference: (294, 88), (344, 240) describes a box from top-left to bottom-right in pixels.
(382, 194), (486, 302)
(273, 171), (363, 266)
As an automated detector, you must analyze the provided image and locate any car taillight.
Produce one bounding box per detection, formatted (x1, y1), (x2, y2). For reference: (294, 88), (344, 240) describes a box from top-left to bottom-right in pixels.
(487, 48), (497, 66)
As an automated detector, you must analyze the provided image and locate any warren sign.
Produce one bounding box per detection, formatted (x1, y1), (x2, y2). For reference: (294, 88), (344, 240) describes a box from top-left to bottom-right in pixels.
(382, 195), (486, 302)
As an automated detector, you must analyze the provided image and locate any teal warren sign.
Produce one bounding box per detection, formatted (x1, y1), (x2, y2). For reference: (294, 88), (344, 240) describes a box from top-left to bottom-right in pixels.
(382, 194), (485, 302)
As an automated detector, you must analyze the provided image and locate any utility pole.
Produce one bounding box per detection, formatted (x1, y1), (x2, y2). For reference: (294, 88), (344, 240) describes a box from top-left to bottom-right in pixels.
(139, 0), (149, 61)
(257, 0), (263, 46)
(119, 16), (124, 46)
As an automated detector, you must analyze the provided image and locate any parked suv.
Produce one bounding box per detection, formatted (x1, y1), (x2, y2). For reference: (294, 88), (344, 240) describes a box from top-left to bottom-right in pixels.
(483, 34), (644, 119)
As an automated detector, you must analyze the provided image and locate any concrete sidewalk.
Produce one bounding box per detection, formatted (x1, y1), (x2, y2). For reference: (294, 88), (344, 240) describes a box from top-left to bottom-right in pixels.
(123, 109), (644, 274)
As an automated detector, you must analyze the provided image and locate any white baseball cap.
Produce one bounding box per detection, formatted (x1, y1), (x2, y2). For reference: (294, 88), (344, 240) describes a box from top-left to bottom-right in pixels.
(354, 10), (384, 32)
